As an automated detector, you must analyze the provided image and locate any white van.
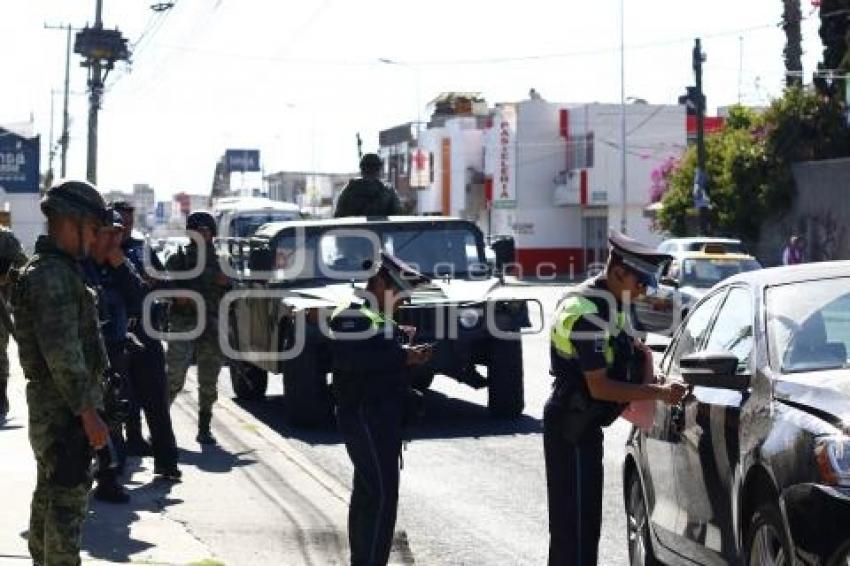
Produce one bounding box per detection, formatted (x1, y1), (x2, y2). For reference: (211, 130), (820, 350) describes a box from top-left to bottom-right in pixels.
(213, 197), (303, 239)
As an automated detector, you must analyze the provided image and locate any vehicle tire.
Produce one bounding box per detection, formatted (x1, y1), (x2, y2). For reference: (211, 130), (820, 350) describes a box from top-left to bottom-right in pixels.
(282, 345), (332, 427)
(410, 368), (435, 392)
(745, 503), (793, 566)
(626, 472), (661, 566)
(487, 337), (524, 418)
(229, 362), (268, 401)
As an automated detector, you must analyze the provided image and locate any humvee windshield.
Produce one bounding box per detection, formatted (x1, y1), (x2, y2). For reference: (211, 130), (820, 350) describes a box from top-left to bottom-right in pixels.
(271, 223), (486, 281)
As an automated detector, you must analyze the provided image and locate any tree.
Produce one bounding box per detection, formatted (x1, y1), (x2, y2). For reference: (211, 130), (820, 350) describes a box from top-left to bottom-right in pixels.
(815, 0), (850, 98)
(657, 89), (850, 245)
(783, 0), (804, 87)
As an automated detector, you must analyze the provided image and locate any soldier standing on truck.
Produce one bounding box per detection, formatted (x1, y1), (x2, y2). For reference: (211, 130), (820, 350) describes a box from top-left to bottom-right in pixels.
(334, 153), (403, 218)
(166, 211), (229, 445)
(329, 252), (432, 566)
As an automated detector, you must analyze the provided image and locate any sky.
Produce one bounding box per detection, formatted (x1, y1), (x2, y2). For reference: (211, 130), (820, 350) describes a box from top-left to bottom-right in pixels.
(0, 0), (824, 201)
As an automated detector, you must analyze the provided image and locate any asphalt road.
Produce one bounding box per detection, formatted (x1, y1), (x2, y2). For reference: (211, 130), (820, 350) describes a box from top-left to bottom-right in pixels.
(217, 284), (635, 565)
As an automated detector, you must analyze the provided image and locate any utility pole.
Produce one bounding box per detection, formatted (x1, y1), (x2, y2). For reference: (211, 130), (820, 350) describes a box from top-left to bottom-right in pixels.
(43, 23), (75, 178)
(73, 0), (130, 184)
(86, 0), (104, 184)
(61, 24), (72, 178)
(619, 0), (628, 234)
(693, 38), (710, 235)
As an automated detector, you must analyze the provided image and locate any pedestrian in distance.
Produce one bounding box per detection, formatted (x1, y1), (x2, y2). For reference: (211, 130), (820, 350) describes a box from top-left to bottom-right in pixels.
(782, 234), (805, 265)
(334, 153), (403, 218)
(11, 180), (112, 566)
(112, 200), (181, 480)
(544, 231), (689, 566)
(82, 208), (143, 504)
(0, 225), (27, 418)
(329, 251), (433, 566)
(165, 210), (229, 445)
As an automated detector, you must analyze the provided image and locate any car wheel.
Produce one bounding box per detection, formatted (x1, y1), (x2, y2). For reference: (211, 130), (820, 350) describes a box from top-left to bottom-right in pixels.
(487, 337), (524, 418)
(282, 345), (332, 427)
(626, 472), (660, 566)
(229, 362), (268, 401)
(746, 503), (792, 566)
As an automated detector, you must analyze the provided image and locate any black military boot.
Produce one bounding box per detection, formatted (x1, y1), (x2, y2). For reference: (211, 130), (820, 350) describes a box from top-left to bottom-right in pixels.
(93, 477), (130, 504)
(125, 422), (153, 457)
(196, 410), (216, 445)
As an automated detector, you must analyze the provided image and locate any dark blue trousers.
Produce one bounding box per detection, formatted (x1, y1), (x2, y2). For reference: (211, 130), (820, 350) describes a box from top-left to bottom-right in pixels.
(543, 399), (605, 566)
(127, 332), (178, 468)
(337, 395), (404, 566)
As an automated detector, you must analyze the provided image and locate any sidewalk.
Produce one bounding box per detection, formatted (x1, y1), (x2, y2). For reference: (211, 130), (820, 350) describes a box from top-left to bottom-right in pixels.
(0, 340), (218, 565)
(0, 341), (368, 566)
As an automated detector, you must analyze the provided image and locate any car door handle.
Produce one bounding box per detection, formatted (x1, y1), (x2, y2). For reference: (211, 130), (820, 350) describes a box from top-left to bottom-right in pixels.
(670, 403), (686, 435)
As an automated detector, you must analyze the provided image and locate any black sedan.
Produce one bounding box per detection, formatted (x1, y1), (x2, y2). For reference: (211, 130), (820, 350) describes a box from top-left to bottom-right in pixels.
(624, 261), (850, 565)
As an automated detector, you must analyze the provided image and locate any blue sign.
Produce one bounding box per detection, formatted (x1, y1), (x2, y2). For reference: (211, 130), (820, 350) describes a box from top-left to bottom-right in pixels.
(0, 129), (40, 193)
(692, 168), (710, 209)
(225, 149), (260, 173)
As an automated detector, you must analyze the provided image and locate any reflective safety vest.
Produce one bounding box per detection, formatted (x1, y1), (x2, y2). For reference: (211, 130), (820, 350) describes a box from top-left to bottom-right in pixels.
(330, 302), (396, 331)
(549, 290), (636, 428)
(550, 294), (626, 375)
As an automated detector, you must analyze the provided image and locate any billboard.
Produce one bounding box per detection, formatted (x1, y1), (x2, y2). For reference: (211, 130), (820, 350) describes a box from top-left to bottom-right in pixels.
(225, 149), (260, 173)
(0, 129), (40, 193)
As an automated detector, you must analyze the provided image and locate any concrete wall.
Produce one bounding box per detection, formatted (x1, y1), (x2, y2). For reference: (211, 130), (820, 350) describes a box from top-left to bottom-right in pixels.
(757, 157), (850, 265)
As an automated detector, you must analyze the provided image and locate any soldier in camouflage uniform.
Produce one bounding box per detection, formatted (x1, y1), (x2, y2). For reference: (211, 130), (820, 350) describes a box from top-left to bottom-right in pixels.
(334, 153), (403, 218)
(0, 226), (28, 416)
(11, 180), (111, 566)
(165, 211), (229, 445)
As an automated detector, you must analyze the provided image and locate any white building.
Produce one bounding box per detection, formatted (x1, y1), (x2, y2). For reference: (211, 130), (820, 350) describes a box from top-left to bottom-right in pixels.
(416, 96), (686, 275)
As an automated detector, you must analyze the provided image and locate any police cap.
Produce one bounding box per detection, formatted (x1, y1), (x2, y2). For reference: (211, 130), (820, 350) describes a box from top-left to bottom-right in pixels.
(608, 230), (671, 287)
(364, 251), (430, 291)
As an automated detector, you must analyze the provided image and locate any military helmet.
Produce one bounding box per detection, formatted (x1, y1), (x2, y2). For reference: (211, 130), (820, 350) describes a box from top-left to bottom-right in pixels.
(359, 153), (383, 174)
(40, 180), (109, 224)
(186, 210), (217, 236)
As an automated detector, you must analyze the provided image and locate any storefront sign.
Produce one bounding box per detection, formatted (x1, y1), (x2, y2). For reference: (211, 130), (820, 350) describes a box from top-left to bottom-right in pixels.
(0, 129), (40, 193)
(494, 105), (517, 209)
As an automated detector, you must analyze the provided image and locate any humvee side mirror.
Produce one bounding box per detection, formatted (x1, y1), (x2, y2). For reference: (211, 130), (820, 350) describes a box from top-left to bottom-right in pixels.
(488, 235), (516, 275)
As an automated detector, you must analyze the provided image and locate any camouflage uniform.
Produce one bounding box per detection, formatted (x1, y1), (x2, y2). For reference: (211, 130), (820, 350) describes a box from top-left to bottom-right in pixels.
(334, 177), (403, 218)
(12, 236), (108, 566)
(0, 227), (28, 413)
(165, 239), (228, 441)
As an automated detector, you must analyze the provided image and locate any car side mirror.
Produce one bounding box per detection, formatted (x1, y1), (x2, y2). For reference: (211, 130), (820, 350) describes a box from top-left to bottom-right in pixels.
(679, 351), (750, 391)
(660, 276), (680, 288)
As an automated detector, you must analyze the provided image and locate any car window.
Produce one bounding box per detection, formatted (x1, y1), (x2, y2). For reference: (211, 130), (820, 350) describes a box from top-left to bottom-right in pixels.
(704, 287), (754, 372)
(766, 278), (850, 373)
(680, 258), (761, 288)
(663, 289), (727, 376)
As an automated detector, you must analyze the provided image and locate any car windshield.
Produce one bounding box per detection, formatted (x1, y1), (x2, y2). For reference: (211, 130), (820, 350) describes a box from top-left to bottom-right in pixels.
(767, 278), (850, 374)
(272, 224), (485, 282)
(680, 257), (761, 288)
(232, 211), (300, 237)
